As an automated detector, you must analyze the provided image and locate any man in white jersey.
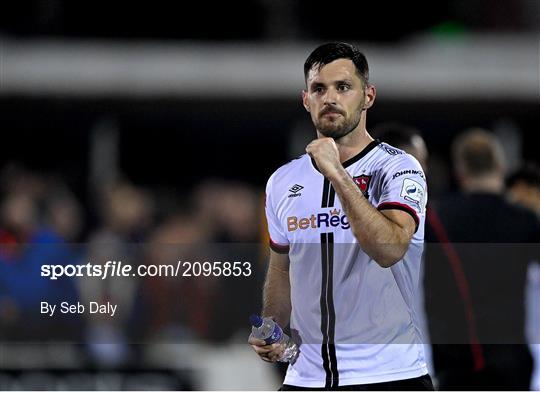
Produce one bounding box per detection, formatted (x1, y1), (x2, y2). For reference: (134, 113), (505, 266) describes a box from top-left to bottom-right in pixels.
(249, 42), (433, 390)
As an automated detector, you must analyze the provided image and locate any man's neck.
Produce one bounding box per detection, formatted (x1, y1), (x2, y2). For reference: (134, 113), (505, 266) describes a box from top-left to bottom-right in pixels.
(462, 175), (504, 194)
(318, 127), (373, 163)
(337, 137), (374, 163)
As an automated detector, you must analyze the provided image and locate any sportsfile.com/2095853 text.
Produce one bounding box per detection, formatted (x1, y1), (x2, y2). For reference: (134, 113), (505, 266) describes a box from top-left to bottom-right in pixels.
(41, 260), (253, 280)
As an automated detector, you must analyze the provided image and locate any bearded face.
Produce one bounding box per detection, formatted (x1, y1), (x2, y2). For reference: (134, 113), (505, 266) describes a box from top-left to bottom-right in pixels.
(313, 101), (363, 140)
(303, 59), (367, 140)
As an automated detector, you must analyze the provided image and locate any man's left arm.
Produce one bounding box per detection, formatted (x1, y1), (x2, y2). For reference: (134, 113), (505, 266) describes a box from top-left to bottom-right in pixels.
(307, 138), (424, 268)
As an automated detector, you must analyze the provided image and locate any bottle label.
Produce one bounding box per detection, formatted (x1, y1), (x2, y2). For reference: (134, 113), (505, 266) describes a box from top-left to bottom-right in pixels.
(264, 324), (283, 345)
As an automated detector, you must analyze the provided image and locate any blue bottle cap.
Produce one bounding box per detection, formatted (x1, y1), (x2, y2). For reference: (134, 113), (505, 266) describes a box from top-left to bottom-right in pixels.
(249, 314), (263, 327)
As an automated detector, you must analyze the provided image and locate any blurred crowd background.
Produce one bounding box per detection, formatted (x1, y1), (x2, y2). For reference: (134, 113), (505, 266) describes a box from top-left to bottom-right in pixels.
(1, 0), (539, 390)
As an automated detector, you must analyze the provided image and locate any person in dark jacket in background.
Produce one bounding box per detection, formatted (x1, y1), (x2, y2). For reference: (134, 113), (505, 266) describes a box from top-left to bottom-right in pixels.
(424, 129), (540, 390)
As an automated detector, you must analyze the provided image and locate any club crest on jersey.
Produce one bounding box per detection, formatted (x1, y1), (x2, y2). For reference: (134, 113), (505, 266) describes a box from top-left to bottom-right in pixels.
(353, 175), (372, 198)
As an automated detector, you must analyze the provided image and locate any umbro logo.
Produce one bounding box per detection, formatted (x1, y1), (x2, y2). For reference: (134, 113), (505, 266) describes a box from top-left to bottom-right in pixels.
(288, 184), (304, 198)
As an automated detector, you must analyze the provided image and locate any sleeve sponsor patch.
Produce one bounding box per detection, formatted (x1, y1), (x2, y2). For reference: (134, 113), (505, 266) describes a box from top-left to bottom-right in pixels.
(400, 178), (425, 211)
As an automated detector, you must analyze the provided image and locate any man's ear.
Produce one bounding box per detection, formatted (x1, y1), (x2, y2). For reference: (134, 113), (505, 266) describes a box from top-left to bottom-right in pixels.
(302, 90), (310, 112)
(363, 84), (376, 110)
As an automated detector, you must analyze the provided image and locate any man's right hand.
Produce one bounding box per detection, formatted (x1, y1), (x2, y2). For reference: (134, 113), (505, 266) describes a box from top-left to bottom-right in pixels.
(248, 335), (285, 363)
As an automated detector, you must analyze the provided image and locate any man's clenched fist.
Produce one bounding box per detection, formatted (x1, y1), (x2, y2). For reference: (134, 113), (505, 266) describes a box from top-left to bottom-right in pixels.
(306, 138), (343, 179)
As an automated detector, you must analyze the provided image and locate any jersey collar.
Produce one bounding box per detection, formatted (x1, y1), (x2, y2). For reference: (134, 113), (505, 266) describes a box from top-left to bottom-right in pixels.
(310, 139), (380, 174)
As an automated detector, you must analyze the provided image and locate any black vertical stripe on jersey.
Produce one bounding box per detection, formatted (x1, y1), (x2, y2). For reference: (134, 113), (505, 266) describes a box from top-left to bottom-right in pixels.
(320, 233), (332, 386)
(328, 185), (336, 207)
(321, 177), (336, 208)
(321, 344), (332, 388)
(320, 232), (339, 388)
(321, 178), (330, 208)
(314, 142), (380, 386)
(327, 232), (338, 387)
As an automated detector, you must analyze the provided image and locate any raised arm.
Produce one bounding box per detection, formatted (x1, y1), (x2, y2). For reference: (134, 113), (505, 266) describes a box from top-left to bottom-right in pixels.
(328, 167), (415, 267)
(307, 138), (418, 268)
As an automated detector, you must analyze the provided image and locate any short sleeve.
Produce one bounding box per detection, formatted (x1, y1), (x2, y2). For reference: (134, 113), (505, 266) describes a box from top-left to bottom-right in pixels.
(265, 175), (290, 254)
(377, 154), (427, 233)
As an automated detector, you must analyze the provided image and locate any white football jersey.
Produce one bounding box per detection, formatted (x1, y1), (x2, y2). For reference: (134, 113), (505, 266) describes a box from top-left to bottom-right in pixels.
(265, 140), (429, 388)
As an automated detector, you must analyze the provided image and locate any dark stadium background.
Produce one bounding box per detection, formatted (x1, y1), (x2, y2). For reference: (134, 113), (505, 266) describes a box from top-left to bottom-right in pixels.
(0, 0), (539, 390)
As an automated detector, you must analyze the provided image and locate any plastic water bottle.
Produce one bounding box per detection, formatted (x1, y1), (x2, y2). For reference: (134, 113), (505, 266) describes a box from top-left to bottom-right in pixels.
(250, 314), (298, 363)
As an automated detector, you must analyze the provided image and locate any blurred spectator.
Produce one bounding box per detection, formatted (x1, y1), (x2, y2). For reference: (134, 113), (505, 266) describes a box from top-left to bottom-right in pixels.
(371, 122), (452, 199)
(0, 172), (83, 341)
(0, 163), (46, 200)
(138, 181), (264, 342)
(98, 181), (154, 241)
(0, 193), (39, 242)
(206, 182), (264, 339)
(0, 164), (84, 242)
(81, 181), (155, 367)
(371, 122), (429, 171)
(424, 129), (540, 390)
(135, 212), (212, 342)
(44, 180), (84, 242)
(192, 180), (261, 242)
(507, 164), (540, 217)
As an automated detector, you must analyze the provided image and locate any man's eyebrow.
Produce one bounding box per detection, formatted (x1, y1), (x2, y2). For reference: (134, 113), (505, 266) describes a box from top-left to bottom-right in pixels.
(310, 78), (353, 86)
(309, 81), (326, 89)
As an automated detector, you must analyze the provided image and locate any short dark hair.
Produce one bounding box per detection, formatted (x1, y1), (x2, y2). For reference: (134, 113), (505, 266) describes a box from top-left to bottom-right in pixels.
(304, 42), (369, 86)
(452, 129), (506, 177)
(371, 123), (422, 150)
